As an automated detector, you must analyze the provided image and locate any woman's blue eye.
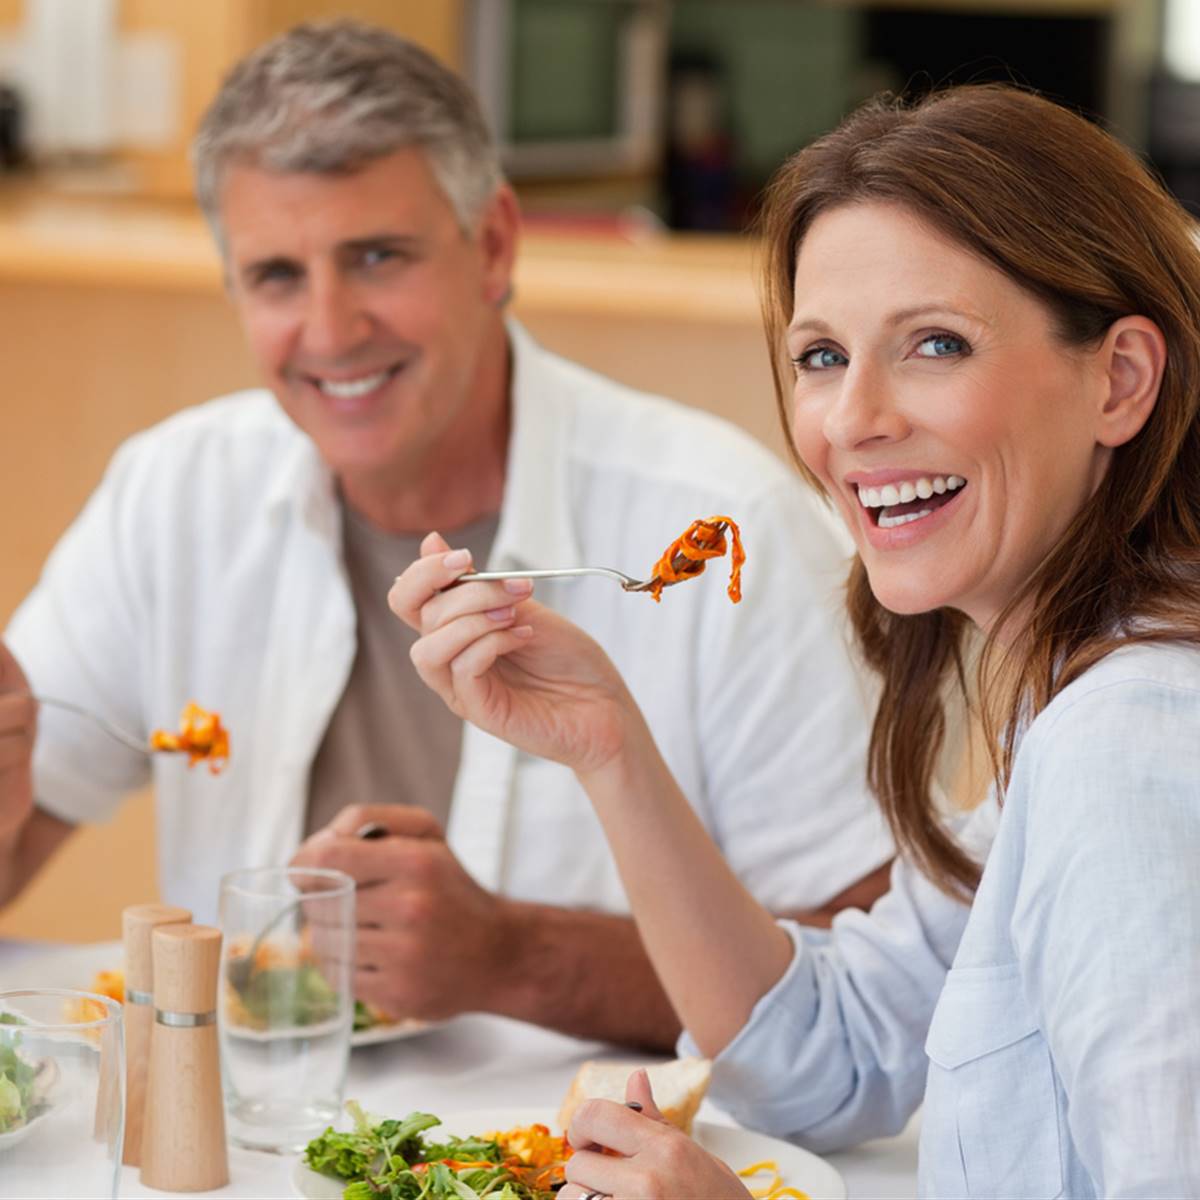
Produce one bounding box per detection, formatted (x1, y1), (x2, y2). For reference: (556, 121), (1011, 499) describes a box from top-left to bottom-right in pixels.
(915, 333), (966, 358)
(794, 346), (849, 371)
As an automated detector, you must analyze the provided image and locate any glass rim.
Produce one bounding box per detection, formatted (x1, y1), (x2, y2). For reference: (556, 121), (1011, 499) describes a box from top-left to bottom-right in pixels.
(0, 988), (121, 1032)
(219, 865), (355, 901)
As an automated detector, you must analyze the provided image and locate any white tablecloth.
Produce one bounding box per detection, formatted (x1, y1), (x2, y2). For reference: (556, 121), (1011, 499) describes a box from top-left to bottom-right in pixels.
(1, 940), (919, 1198)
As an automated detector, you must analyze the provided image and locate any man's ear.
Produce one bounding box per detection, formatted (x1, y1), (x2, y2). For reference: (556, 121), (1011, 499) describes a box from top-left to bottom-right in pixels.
(1095, 315), (1166, 448)
(477, 183), (520, 308)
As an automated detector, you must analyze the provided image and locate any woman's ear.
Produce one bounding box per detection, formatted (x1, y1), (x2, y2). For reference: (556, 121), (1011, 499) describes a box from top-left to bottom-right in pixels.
(1095, 315), (1166, 448)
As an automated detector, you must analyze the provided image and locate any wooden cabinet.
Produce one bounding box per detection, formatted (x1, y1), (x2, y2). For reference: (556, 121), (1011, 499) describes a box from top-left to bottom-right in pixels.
(120, 0), (464, 198)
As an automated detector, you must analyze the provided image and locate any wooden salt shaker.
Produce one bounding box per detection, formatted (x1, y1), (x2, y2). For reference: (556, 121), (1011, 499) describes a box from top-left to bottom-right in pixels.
(121, 903), (191, 1167)
(140, 924), (229, 1192)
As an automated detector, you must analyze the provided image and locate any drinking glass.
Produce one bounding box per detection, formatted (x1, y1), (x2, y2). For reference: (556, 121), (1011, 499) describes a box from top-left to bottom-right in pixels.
(0, 989), (123, 1199)
(217, 866), (354, 1153)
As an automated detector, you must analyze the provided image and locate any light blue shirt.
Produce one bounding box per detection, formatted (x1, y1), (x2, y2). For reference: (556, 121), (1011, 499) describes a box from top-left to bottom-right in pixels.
(686, 642), (1200, 1196)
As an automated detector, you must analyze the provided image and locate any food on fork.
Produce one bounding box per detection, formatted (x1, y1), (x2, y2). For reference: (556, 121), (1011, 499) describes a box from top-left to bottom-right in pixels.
(557, 1055), (712, 1135)
(149, 701), (229, 773)
(646, 515), (745, 603)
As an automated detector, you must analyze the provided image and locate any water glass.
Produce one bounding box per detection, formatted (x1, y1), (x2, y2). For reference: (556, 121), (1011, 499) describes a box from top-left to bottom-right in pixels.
(218, 866), (354, 1153)
(0, 989), (123, 1199)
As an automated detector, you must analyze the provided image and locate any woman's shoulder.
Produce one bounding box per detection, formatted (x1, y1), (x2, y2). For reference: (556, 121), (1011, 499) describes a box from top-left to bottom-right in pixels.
(1017, 640), (1200, 797)
(1042, 641), (1200, 725)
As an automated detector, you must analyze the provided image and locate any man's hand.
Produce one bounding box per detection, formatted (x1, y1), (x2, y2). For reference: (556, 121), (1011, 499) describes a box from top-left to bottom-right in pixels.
(291, 802), (685, 1048)
(290, 804), (512, 1022)
(0, 641), (36, 844)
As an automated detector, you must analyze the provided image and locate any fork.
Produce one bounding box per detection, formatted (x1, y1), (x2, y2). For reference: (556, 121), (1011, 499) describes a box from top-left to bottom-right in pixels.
(34, 695), (149, 754)
(224, 822), (389, 998)
(451, 522), (728, 593)
(452, 566), (659, 592)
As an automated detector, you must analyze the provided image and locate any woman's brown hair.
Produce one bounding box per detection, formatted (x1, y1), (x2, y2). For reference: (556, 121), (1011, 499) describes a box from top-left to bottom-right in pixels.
(759, 85), (1200, 896)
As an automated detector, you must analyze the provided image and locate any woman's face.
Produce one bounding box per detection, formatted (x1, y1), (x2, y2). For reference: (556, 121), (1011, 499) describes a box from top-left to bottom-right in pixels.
(787, 202), (1114, 629)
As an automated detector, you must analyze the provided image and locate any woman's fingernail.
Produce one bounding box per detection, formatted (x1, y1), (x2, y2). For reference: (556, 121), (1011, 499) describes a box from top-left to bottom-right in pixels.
(625, 1101), (643, 1111)
(512, 625), (533, 638)
(443, 549), (471, 569)
(486, 606), (515, 621)
(503, 578), (533, 595)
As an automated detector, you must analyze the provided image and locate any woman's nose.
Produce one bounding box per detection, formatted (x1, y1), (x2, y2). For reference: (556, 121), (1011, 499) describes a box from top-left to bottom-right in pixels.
(821, 366), (910, 450)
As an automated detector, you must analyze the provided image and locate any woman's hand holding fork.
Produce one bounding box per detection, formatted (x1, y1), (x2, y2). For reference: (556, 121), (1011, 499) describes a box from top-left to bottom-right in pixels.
(389, 532), (647, 780)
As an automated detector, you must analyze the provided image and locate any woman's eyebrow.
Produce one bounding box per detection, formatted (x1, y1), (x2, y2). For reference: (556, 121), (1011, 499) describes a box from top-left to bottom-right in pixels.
(787, 303), (983, 338)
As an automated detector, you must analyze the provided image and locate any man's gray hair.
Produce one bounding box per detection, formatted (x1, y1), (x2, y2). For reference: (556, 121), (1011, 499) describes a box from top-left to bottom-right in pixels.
(192, 20), (503, 244)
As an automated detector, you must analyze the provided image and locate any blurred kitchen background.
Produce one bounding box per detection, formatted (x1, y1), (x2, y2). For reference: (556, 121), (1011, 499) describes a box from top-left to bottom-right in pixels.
(0, 0), (1193, 938)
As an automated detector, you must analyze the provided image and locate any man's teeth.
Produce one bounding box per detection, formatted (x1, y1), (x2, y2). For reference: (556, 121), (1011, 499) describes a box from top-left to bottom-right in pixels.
(856, 475), (965, 510)
(315, 370), (392, 399)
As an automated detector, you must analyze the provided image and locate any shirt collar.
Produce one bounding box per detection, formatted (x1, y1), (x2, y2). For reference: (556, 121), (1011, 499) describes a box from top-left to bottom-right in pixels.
(488, 320), (582, 572)
(259, 319), (579, 569)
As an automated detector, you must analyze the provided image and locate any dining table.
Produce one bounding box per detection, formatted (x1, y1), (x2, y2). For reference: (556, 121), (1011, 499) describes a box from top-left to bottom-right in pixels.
(1, 938), (920, 1199)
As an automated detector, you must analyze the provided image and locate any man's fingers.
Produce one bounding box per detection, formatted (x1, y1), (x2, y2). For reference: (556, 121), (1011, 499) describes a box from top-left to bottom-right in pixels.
(326, 804), (443, 841)
(0, 692), (36, 735)
(292, 835), (440, 887)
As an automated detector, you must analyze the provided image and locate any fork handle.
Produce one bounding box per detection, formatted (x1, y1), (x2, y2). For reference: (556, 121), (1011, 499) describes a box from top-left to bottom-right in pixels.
(35, 695), (150, 755)
(451, 568), (626, 584)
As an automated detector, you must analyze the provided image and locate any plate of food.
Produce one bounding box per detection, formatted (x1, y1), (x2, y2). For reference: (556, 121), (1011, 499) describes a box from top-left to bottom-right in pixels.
(351, 1002), (430, 1047)
(291, 1057), (845, 1200)
(0, 1017), (60, 1152)
(3, 942), (430, 1049)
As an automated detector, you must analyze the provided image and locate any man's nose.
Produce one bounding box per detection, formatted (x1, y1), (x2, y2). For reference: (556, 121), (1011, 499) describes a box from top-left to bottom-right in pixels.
(822, 364), (910, 450)
(300, 274), (371, 359)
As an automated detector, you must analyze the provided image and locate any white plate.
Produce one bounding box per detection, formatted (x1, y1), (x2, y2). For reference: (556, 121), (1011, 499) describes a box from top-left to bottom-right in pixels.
(291, 1105), (846, 1199)
(0, 1102), (56, 1152)
(351, 1017), (432, 1047)
(0, 941), (432, 1048)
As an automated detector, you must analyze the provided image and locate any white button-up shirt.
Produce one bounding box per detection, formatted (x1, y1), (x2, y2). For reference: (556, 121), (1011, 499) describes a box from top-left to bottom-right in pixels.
(7, 324), (891, 923)
(688, 641), (1200, 1195)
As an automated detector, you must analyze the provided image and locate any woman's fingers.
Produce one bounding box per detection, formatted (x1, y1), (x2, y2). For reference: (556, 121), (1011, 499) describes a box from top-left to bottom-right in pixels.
(567, 1099), (662, 1158)
(624, 1069), (668, 1124)
(389, 541), (534, 637)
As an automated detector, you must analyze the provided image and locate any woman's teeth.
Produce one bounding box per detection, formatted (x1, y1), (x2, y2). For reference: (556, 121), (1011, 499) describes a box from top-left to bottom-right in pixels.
(315, 369), (393, 399)
(857, 475), (965, 508)
(855, 474), (967, 530)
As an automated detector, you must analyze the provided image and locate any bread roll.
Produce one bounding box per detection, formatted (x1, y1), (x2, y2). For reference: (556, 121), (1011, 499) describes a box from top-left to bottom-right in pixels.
(558, 1057), (712, 1135)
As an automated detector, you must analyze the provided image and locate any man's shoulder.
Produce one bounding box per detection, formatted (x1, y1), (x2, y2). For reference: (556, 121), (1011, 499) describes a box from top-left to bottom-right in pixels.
(121, 388), (294, 459)
(106, 389), (311, 499)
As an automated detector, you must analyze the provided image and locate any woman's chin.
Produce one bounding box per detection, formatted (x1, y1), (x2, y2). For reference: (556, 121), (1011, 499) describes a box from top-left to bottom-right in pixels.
(864, 570), (950, 619)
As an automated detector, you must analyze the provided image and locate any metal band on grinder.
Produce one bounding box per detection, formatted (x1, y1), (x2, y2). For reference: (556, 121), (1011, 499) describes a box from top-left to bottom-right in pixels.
(126, 987), (154, 1006)
(155, 1009), (217, 1028)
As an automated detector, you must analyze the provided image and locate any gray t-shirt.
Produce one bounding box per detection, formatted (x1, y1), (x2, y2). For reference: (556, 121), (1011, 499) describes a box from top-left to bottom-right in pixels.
(304, 505), (500, 836)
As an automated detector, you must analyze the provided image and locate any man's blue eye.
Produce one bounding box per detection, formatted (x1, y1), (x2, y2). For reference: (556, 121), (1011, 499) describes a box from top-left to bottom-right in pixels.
(916, 334), (966, 358)
(361, 247), (399, 268)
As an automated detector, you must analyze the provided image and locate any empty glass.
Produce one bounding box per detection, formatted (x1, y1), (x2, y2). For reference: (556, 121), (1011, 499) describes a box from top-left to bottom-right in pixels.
(218, 866), (354, 1153)
(0, 988), (123, 1199)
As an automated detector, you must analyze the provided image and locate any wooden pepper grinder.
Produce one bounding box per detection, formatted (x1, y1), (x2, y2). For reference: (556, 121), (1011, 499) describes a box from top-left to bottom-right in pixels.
(140, 923), (229, 1192)
(121, 903), (191, 1167)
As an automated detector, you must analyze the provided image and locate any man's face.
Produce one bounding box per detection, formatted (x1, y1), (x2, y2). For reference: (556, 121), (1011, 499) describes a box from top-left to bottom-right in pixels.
(219, 148), (516, 486)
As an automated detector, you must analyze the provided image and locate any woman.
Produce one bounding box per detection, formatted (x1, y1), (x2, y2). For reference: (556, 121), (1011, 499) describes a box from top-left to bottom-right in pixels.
(389, 85), (1200, 1196)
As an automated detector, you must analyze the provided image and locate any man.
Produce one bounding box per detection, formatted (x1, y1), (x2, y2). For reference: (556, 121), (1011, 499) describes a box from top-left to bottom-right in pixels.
(0, 21), (890, 1049)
